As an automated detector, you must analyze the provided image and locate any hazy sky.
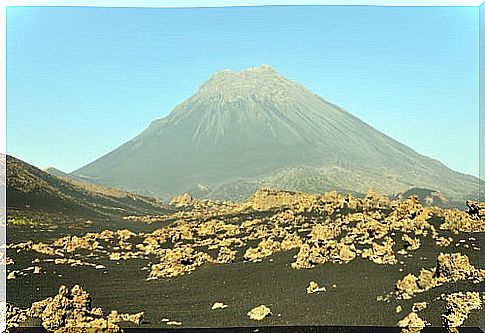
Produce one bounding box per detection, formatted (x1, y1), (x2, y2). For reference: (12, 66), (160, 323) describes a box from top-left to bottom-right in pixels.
(7, 5), (479, 176)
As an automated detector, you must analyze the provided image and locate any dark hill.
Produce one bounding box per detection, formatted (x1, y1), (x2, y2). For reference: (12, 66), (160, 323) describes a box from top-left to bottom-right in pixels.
(7, 155), (171, 217)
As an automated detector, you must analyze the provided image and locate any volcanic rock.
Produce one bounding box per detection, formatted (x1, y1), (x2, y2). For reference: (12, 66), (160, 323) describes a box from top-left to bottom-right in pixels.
(402, 234), (420, 251)
(108, 310), (144, 325)
(211, 302), (228, 310)
(7, 271), (19, 280)
(306, 281), (326, 294)
(147, 245), (213, 279)
(5, 285), (144, 332)
(170, 193), (194, 207)
(216, 247), (237, 264)
(440, 208), (485, 233)
(442, 292), (482, 328)
(244, 238), (281, 262)
(247, 305), (272, 320)
(466, 200), (485, 218)
(397, 312), (427, 333)
(396, 274), (420, 300)
(4, 303), (28, 333)
(434, 252), (485, 283)
(412, 302), (427, 312)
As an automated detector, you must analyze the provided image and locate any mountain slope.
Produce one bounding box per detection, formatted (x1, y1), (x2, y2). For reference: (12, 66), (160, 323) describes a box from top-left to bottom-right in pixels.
(72, 65), (482, 201)
(44, 167), (71, 178)
(7, 155), (171, 217)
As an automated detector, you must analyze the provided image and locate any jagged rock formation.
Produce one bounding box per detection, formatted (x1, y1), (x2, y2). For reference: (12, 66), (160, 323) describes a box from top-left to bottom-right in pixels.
(395, 252), (485, 300)
(441, 292), (482, 328)
(4, 285), (143, 332)
(439, 204), (485, 233)
(397, 312), (427, 333)
(466, 200), (485, 218)
(71, 65), (483, 201)
(8, 189), (484, 283)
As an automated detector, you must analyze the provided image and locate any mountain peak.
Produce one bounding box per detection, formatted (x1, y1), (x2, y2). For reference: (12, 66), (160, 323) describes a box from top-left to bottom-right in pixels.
(197, 64), (301, 103)
(242, 64), (278, 74)
(214, 64), (279, 77)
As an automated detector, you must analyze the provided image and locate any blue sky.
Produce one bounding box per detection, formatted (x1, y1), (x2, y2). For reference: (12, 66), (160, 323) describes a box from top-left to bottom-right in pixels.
(7, 5), (479, 176)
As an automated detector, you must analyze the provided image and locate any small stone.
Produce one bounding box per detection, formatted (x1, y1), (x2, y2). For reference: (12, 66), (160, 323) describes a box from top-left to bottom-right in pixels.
(306, 281), (326, 294)
(247, 305), (272, 320)
(211, 302), (228, 310)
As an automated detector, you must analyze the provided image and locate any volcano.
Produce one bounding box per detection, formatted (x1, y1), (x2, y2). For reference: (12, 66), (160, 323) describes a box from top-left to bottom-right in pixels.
(72, 65), (482, 201)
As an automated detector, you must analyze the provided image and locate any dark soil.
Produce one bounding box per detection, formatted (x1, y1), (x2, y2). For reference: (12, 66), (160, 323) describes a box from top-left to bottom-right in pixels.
(6, 215), (484, 330)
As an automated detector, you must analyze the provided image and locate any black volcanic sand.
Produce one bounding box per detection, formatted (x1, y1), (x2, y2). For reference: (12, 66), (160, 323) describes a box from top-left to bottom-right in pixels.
(5, 216), (485, 330)
(6, 211), (171, 244)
